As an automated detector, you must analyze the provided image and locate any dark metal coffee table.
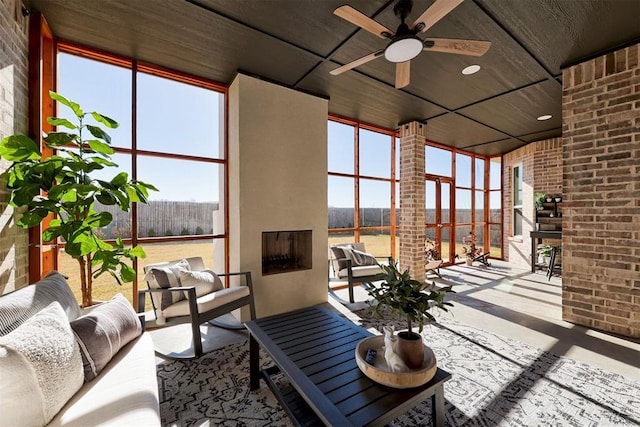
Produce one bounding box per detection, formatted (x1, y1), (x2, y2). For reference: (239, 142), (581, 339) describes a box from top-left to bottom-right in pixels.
(245, 305), (451, 426)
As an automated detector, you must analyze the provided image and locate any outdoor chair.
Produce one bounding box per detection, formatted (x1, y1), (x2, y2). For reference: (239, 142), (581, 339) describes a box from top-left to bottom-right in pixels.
(139, 256), (255, 359)
(425, 259), (443, 278)
(328, 242), (392, 304)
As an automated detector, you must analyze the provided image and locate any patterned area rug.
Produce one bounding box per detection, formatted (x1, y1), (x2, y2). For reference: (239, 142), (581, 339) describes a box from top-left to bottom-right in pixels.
(156, 310), (640, 426)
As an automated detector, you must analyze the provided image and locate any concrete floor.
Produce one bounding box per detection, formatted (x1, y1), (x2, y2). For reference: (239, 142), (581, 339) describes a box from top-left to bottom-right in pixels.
(150, 260), (639, 381)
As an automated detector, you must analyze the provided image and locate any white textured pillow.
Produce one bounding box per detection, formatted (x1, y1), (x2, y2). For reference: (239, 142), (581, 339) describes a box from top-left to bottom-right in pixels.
(180, 269), (224, 297)
(0, 301), (84, 426)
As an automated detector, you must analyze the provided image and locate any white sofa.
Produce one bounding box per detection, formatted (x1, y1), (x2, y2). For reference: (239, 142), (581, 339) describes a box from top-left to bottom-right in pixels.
(0, 272), (160, 426)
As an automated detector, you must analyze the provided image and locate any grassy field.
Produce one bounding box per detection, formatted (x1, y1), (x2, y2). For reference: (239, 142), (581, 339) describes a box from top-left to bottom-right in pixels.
(58, 241), (214, 311)
(60, 236), (501, 309)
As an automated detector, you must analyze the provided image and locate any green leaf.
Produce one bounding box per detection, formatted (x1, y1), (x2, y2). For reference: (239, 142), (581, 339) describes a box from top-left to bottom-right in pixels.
(85, 211), (112, 228)
(128, 245), (146, 259)
(96, 192), (117, 205)
(17, 210), (48, 228)
(91, 112), (119, 129)
(119, 263), (136, 282)
(86, 125), (111, 144)
(111, 172), (128, 187)
(50, 92), (83, 117)
(47, 117), (77, 130)
(0, 135), (41, 161)
(90, 157), (117, 167)
(87, 139), (115, 155)
(126, 186), (141, 202)
(42, 226), (63, 242)
(44, 132), (75, 147)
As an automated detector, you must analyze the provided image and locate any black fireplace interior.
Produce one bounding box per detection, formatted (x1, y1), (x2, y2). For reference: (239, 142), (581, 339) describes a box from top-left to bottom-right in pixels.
(262, 230), (312, 275)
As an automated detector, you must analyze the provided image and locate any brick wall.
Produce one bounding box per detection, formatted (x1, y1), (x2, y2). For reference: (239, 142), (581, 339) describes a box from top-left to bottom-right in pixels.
(503, 138), (563, 267)
(562, 43), (639, 338)
(0, 0), (30, 293)
(399, 121), (426, 280)
(533, 138), (563, 197)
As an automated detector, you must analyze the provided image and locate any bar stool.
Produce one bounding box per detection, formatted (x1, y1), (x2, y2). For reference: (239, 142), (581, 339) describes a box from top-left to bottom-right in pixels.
(547, 246), (561, 280)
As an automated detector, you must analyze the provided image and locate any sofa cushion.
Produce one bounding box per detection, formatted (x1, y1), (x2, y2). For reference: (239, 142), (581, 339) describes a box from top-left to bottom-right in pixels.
(47, 333), (160, 427)
(0, 301), (84, 426)
(180, 269), (224, 297)
(144, 259), (191, 311)
(71, 293), (143, 382)
(337, 264), (384, 279)
(0, 271), (80, 336)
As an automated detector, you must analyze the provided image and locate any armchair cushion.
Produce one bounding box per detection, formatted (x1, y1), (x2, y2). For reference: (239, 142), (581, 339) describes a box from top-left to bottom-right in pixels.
(179, 269), (224, 297)
(144, 259), (191, 311)
(163, 286), (250, 319)
(70, 293), (142, 382)
(336, 264), (384, 279)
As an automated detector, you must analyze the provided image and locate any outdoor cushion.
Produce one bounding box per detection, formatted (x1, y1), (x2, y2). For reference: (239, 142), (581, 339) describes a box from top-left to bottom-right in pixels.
(144, 259), (191, 314)
(162, 286), (250, 319)
(337, 264), (384, 279)
(180, 269), (224, 297)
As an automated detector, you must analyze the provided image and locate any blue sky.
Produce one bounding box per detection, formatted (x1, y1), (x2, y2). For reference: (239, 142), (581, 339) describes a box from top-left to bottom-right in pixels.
(58, 52), (501, 209)
(58, 53), (222, 203)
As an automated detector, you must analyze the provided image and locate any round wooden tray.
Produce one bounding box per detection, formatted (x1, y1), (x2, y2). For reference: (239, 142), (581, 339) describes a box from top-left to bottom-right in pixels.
(355, 335), (437, 389)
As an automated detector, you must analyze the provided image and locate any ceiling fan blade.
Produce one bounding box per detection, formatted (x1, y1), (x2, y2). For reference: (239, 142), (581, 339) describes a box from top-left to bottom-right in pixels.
(330, 50), (384, 75)
(412, 0), (464, 33)
(424, 38), (492, 56)
(334, 5), (393, 39)
(396, 62), (410, 89)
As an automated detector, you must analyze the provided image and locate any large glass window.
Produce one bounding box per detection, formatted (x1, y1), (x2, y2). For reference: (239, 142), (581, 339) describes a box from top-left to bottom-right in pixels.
(328, 119), (396, 258)
(513, 163), (523, 236)
(427, 144), (501, 262)
(426, 146), (452, 177)
(56, 45), (227, 308)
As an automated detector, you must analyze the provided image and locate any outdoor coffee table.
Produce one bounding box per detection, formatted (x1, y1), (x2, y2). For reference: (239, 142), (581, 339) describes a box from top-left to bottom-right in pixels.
(245, 305), (451, 426)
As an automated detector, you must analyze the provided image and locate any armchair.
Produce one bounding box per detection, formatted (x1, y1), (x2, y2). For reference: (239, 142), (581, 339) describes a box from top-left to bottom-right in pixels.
(328, 242), (392, 304)
(139, 256), (255, 359)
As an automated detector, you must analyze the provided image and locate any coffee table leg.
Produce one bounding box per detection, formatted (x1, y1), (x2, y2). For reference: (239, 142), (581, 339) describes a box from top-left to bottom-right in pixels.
(431, 385), (445, 427)
(250, 334), (260, 390)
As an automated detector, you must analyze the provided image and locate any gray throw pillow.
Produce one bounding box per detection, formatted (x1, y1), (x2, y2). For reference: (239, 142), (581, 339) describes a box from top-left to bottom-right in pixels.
(330, 246), (348, 270)
(145, 259), (191, 311)
(70, 293), (142, 382)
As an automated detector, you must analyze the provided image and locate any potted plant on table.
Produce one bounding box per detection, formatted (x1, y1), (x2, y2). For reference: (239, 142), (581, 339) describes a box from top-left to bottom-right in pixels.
(367, 261), (454, 369)
(0, 92), (158, 307)
(461, 232), (482, 266)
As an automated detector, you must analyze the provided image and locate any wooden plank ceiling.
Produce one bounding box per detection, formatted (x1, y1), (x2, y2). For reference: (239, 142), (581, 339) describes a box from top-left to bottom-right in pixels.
(26, 0), (640, 156)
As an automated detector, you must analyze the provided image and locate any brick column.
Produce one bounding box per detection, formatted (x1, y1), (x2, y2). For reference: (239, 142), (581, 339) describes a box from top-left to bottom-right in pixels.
(399, 121), (426, 282)
(562, 43), (639, 338)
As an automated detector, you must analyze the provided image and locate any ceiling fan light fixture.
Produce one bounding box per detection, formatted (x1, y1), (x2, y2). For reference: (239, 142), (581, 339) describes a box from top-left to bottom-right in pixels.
(384, 36), (423, 63)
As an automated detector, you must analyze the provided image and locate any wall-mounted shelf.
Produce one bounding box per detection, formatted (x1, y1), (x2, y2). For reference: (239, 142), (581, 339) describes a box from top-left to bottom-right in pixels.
(536, 198), (562, 232)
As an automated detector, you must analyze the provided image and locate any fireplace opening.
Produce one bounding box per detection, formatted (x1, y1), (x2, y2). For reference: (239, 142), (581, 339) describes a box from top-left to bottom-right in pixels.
(262, 230), (312, 275)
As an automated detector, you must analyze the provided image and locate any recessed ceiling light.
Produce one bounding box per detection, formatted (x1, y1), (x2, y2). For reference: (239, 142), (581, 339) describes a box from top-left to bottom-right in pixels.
(462, 65), (481, 75)
(537, 114), (552, 121)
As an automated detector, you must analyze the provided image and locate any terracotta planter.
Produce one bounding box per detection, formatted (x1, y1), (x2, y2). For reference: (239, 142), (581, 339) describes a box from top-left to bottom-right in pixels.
(465, 258), (473, 266)
(396, 331), (424, 370)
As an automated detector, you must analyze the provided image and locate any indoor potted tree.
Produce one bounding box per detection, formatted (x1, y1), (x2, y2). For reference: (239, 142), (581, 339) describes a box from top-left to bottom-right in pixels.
(367, 261), (454, 369)
(0, 92), (157, 306)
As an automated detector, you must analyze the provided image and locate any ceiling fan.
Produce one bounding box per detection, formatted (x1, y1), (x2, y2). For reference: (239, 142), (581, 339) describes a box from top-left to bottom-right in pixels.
(330, 0), (491, 89)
